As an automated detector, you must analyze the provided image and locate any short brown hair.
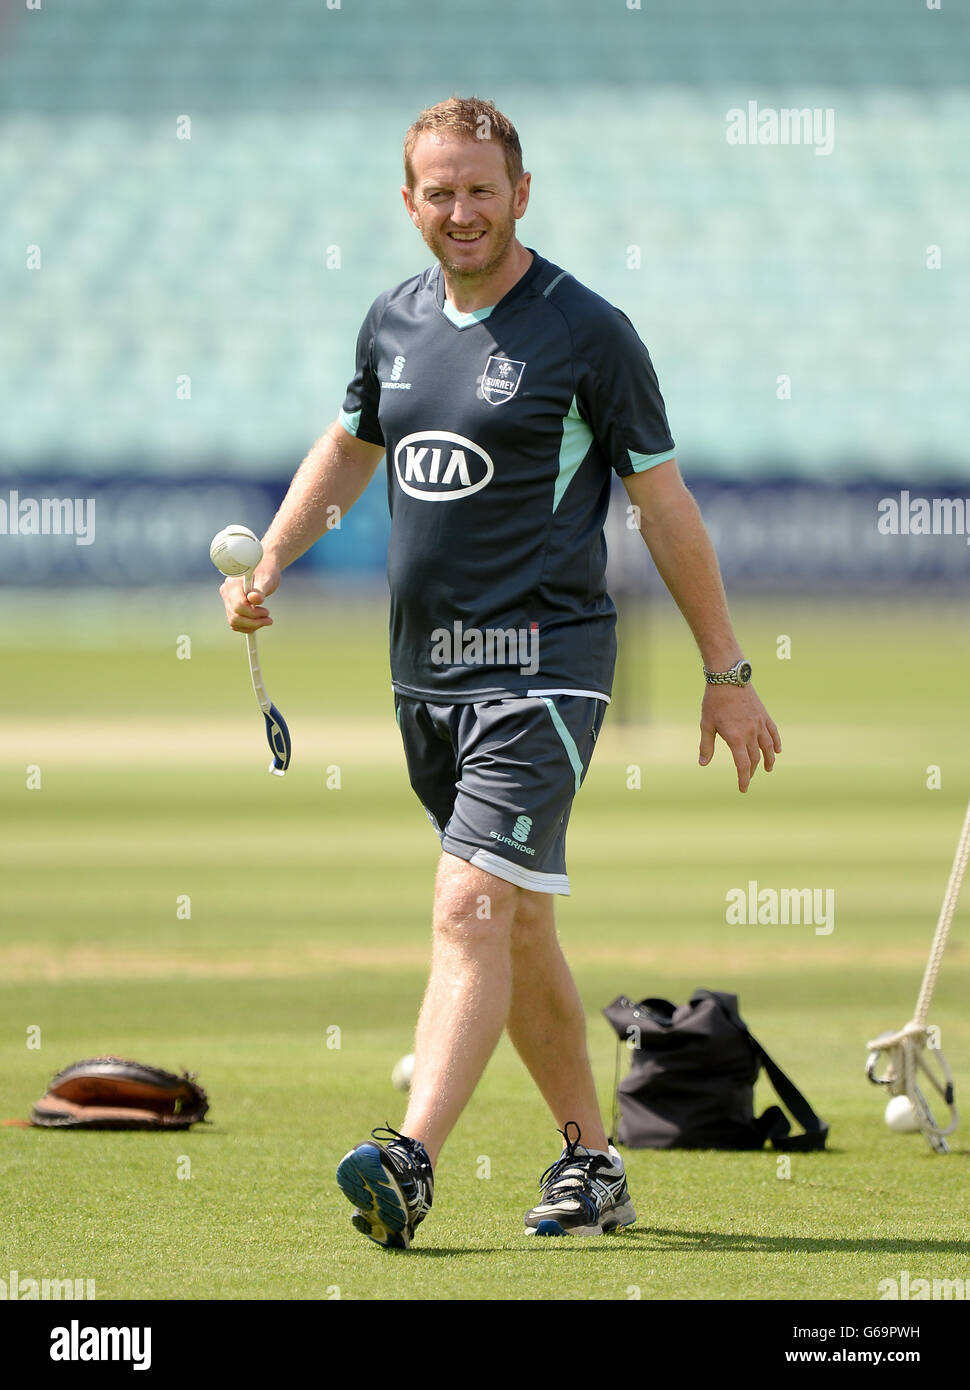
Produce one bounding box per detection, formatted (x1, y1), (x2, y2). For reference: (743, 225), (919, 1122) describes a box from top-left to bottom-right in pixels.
(403, 96), (524, 192)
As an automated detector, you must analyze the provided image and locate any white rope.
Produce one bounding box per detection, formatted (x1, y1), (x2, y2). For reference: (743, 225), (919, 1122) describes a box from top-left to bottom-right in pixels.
(864, 798), (969, 1152)
(914, 797), (970, 1027)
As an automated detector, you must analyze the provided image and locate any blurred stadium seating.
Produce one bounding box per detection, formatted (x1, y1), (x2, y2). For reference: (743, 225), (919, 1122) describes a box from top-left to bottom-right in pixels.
(0, 0), (967, 586)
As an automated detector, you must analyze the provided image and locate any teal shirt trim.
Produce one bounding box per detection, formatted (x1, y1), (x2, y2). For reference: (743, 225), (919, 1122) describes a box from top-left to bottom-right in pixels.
(442, 300), (495, 329)
(339, 406), (361, 436)
(628, 445), (677, 472)
(554, 396), (593, 513)
(540, 697), (584, 794)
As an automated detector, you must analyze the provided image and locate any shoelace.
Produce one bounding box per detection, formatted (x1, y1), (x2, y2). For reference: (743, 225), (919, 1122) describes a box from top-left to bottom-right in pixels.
(538, 1121), (598, 1194)
(371, 1125), (434, 1185)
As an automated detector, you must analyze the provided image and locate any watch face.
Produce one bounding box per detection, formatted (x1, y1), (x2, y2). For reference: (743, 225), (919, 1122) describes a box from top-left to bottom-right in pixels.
(738, 662), (752, 685)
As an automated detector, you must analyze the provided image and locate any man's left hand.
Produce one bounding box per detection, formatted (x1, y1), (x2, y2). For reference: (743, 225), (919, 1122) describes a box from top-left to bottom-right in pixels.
(698, 685), (782, 794)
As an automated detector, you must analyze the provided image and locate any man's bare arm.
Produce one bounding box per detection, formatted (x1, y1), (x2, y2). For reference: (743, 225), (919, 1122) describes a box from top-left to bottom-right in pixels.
(221, 421), (385, 633)
(621, 459), (781, 793)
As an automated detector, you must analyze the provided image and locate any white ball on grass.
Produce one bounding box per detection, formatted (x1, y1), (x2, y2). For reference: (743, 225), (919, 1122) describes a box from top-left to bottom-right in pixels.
(884, 1094), (920, 1133)
(210, 525), (263, 578)
(392, 1054), (415, 1092)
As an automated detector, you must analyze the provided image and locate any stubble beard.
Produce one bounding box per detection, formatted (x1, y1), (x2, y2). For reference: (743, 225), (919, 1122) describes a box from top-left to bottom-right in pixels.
(424, 205), (518, 286)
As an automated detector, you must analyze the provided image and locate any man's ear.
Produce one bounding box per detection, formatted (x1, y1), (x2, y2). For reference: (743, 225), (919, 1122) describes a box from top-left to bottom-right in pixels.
(401, 184), (420, 228)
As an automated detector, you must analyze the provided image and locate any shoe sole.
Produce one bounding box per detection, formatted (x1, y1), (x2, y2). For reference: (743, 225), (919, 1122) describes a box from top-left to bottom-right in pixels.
(336, 1143), (412, 1249)
(524, 1202), (637, 1238)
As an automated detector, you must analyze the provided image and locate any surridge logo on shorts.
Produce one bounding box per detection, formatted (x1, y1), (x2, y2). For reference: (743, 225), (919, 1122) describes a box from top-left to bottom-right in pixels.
(512, 815), (532, 843)
(489, 814), (535, 857)
(489, 827), (536, 856)
(481, 355), (525, 405)
(393, 431), (494, 501)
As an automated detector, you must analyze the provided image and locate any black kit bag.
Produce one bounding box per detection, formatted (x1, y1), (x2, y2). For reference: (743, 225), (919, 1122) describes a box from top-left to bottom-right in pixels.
(603, 989), (829, 1151)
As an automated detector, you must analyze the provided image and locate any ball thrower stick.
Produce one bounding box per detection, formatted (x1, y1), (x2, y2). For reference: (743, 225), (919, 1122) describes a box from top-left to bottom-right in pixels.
(243, 566), (292, 777)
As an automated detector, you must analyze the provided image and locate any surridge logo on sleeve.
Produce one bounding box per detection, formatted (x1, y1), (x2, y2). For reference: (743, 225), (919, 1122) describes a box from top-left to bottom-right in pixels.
(393, 431), (494, 501)
(481, 355), (525, 405)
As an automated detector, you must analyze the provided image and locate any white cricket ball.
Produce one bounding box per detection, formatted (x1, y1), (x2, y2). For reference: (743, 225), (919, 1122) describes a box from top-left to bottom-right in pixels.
(885, 1094), (920, 1133)
(391, 1054), (415, 1092)
(209, 524), (263, 578)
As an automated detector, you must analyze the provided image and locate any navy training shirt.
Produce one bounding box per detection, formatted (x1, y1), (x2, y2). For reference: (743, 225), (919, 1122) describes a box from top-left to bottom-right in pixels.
(339, 251), (676, 703)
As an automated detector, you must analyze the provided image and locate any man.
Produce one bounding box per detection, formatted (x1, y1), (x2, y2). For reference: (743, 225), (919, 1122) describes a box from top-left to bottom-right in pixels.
(220, 96), (781, 1248)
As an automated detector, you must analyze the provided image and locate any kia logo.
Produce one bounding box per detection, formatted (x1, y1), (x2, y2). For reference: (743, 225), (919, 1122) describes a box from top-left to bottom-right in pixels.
(393, 431), (494, 501)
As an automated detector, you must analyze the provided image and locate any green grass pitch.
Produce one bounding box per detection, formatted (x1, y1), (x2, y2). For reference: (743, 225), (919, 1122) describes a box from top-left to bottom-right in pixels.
(1, 590), (968, 1302)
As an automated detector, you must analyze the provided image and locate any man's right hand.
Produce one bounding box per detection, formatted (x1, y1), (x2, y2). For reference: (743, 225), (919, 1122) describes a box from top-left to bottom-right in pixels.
(220, 556), (281, 633)
(216, 421), (382, 636)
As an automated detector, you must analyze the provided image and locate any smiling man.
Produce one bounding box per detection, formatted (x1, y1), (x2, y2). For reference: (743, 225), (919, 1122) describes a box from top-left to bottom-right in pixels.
(402, 109), (531, 301)
(219, 96), (781, 1248)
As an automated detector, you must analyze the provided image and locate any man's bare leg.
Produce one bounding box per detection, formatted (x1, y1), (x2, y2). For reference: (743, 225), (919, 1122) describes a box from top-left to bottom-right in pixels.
(401, 852), (518, 1167)
(337, 855), (620, 1246)
(505, 890), (610, 1152)
(400, 856), (609, 1165)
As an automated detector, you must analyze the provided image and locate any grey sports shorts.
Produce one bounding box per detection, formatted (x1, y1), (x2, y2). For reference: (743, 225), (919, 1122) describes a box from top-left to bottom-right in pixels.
(394, 693), (607, 895)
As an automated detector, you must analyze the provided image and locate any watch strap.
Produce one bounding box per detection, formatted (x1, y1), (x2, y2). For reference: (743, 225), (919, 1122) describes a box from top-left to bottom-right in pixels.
(704, 658), (751, 686)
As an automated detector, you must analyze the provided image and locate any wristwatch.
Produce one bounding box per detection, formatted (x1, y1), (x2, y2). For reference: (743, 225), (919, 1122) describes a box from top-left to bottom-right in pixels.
(703, 658), (752, 687)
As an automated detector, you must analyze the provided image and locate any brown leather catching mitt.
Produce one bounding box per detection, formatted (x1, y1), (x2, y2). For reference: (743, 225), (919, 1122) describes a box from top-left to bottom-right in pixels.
(30, 1057), (209, 1130)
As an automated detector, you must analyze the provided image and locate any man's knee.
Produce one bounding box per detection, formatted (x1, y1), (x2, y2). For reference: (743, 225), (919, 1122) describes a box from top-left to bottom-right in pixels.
(510, 888), (556, 951)
(433, 852), (517, 945)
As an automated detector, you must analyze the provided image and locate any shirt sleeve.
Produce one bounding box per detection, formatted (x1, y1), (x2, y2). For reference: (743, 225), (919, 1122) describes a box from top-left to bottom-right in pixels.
(339, 295), (386, 448)
(574, 303), (676, 476)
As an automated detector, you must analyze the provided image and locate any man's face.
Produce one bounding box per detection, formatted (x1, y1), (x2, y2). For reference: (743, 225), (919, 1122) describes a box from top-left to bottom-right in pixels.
(403, 133), (530, 283)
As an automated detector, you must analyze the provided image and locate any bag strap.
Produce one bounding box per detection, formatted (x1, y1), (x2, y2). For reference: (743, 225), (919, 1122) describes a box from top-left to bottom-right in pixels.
(604, 991), (829, 1150)
(694, 989), (828, 1151)
(604, 996), (674, 1141)
(609, 1034), (623, 1145)
(750, 1037), (829, 1150)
